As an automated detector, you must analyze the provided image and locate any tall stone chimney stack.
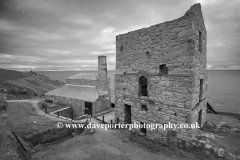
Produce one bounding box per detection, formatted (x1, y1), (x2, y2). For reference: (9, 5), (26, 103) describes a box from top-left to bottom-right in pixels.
(97, 56), (108, 91)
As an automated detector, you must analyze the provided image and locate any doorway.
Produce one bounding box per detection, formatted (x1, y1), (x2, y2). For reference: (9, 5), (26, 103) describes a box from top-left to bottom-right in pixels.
(124, 104), (131, 124)
(85, 102), (92, 116)
(140, 122), (146, 134)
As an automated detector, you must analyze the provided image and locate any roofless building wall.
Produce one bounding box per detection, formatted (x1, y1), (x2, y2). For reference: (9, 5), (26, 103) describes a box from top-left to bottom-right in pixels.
(115, 3), (207, 141)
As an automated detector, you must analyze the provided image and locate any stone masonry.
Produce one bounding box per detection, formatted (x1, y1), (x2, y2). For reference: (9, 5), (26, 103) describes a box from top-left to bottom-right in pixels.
(115, 3), (207, 142)
(45, 56), (111, 118)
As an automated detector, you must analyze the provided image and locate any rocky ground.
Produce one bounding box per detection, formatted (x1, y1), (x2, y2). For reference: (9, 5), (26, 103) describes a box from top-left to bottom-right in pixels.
(202, 115), (240, 156)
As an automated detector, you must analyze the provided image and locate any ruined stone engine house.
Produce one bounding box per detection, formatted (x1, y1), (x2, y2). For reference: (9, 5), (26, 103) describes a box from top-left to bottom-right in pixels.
(45, 56), (111, 118)
(115, 3), (207, 140)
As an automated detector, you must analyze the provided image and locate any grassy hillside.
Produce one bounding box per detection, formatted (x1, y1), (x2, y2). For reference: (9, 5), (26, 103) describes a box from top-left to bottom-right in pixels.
(0, 68), (64, 99)
(0, 68), (26, 81)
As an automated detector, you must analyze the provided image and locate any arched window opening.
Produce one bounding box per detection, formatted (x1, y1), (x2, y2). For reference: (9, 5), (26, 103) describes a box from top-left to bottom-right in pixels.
(139, 76), (148, 96)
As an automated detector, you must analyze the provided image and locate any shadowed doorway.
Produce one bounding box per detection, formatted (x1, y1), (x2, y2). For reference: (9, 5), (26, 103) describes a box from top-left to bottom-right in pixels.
(124, 104), (131, 124)
(85, 102), (92, 116)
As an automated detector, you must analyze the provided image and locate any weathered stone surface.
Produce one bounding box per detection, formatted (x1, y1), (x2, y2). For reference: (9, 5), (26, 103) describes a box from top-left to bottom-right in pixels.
(115, 3), (207, 141)
(218, 148), (225, 157)
(217, 121), (228, 128)
(205, 144), (212, 150)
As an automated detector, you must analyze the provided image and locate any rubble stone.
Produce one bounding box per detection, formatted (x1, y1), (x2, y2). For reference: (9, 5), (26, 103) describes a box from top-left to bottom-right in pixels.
(217, 148), (225, 157)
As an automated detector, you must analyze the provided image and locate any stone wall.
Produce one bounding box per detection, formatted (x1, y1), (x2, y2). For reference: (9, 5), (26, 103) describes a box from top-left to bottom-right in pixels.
(95, 96), (111, 114)
(45, 95), (97, 117)
(115, 73), (206, 140)
(185, 4), (207, 70)
(116, 4), (206, 74)
(58, 97), (85, 117)
(97, 56), (110, 94)
(115, 3), (207, 142)
(45, 94), (57, 103)
(66, 79), (97, 86)
(45, 95), (110, 117)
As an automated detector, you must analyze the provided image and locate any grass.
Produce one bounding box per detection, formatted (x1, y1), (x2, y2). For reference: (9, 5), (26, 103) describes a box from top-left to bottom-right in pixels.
(7, 102), (56, 137)
(0, 68), (25, 81)
(0, 68), (64, 100)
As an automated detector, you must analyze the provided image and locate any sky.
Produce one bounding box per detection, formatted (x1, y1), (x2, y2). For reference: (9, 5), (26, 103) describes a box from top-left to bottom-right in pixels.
(0, 0), (240, 71)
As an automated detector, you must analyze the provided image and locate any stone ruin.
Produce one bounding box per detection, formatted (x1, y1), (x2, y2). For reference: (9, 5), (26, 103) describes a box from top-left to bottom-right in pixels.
(114, 3), (207, 142)
(45, 56), (111, 118)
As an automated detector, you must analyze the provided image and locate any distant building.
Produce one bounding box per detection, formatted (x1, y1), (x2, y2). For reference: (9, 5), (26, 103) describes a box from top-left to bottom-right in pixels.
(45, 56), (111, 117)
(115, 3), (207, 140)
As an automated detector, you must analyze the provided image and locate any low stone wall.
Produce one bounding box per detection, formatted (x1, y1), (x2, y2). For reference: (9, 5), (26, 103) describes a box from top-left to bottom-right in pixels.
(24, 128), (73, 146)
(24, 122), (87, 146)
(129, 130), (240, 159)
(52, 107), (73, 119)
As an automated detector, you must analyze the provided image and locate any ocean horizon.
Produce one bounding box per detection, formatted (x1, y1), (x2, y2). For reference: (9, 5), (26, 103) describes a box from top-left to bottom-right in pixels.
(37, 70), (240, 114)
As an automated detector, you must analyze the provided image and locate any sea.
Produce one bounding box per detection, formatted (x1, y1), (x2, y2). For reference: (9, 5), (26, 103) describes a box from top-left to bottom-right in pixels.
(36, 70), (240, 114)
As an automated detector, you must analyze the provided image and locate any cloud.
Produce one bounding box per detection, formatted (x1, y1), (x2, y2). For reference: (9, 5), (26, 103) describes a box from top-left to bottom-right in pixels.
(202, 0), (240, 70)
(193, 0), (223, 6)
(0, 0), (239, 71)
(102, 27), (116, 33)
(0, 19), (17, 30)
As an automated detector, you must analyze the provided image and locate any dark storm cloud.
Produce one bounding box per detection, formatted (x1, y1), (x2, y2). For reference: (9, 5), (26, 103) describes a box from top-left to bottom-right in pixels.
(0, 0), (240, 71)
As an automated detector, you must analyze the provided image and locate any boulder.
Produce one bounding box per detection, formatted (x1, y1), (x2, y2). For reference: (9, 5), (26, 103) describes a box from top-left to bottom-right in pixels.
(217, 148), (225, 157)
(217, 122), (228, 128)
